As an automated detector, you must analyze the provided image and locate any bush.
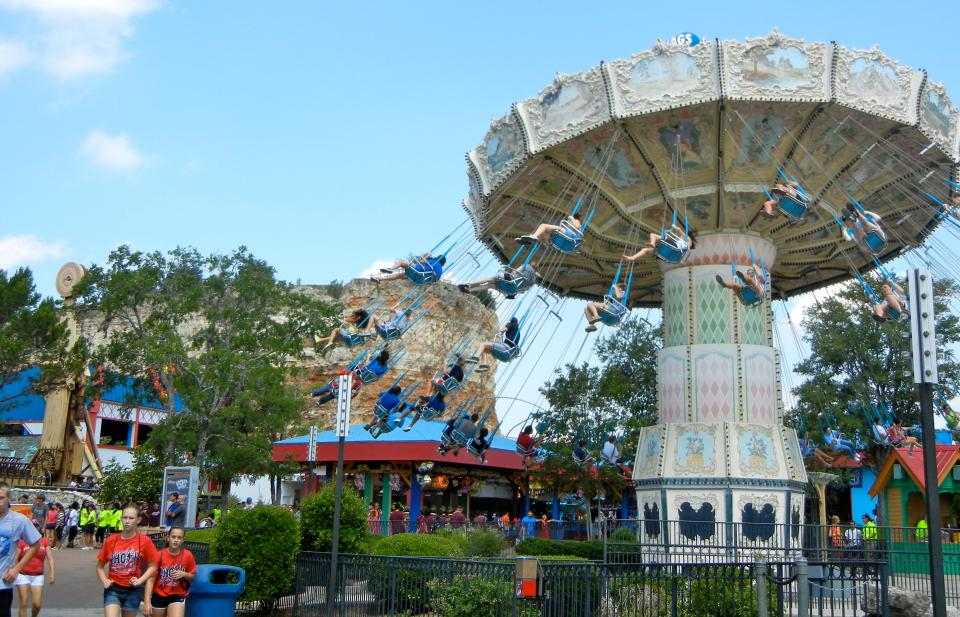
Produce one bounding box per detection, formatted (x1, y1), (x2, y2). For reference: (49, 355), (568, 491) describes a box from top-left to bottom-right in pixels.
(516, 538), (602, 560)
(610, 526), (638, 543)
(366, 534), (464, 614)
(464, 529), (505, 558)
(370, 532), (464, 557)
(184, 528), (218, 545)
(428, 575), (539, 617)
(299, 484), (367, 553)
(685, 567), (776, 617)
(213, 506), (300, 609)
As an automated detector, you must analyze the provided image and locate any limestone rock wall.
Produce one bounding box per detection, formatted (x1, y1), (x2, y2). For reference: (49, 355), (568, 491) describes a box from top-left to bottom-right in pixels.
(294, 279), (501, 429)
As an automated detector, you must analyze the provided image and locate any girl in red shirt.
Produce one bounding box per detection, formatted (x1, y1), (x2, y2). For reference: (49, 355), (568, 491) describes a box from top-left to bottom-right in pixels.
(144, 527), (196, 617)
(96, 505), (158, 617)
(14, 528), (55, 617)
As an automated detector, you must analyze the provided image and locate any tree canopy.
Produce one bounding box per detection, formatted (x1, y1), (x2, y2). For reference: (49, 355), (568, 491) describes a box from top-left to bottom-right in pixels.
(73, 245), (338, 499)
(0, 267), (79, 411)
(530, 316), (660, 497)
(791, 275), (960, 447)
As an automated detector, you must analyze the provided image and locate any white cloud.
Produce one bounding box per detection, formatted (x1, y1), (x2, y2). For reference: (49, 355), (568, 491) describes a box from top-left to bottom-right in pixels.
(79, 129), (145, 171)
(360, 259), (396, 278)
(0, 0), (160, 80)
(0, 234), (67, 269)
(0, 37), (30, 77)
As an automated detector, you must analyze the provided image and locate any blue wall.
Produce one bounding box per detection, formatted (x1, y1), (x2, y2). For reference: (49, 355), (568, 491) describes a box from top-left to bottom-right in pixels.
(850, 467), (879, 522)
(0, 368), (47, 422)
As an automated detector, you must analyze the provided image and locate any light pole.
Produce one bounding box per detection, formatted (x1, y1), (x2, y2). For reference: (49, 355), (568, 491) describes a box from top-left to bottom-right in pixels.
(327, 373), (352, 617)
(907, 268), (946, 617)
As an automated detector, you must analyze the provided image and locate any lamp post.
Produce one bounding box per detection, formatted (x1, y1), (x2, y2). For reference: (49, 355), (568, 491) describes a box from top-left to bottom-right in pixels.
(907, 268), (945, 617)
(327, 373), (352, 617)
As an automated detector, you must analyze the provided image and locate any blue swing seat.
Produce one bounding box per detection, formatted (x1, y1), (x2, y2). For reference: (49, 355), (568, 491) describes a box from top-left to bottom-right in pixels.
(432, 370), (462, 396)
(356, 366), (385, 385)
(572, 451), (593, 467)
(654, 232), (690, 264)
(550, 220), (584, 253)
(406, 264), (438, 285)
(419, 404), (443, 422)
(373, 402), (393, 420)
(516, 444), (537, 457)
(369, 422), (396, 439)
(597, 295), (628, 326)
(490, 336), (521, 363)
(441, 428), (468, 449)
(466, 439), (487, 459)
(495, 268), (529, 296)
(863, 230), (887, 255)
(772, 186), (809, 220)
(737, 286), (763, 307)
(339, 330), (374, 348)
(376, 323), (406, 341)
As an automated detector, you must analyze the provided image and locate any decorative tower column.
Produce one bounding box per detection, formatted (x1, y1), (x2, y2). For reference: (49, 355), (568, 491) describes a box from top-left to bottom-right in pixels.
(632, 233), (807, 550)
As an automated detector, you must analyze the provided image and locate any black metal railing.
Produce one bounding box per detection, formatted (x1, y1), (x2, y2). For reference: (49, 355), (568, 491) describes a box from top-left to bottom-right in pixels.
(287, 552), (887, 617)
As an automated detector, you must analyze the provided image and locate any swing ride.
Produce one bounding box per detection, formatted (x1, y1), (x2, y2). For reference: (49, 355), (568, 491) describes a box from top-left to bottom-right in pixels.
(458, 29), (960, 539)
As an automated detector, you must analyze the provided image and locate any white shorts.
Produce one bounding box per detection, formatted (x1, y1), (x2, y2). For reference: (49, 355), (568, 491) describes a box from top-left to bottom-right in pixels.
(15, 574), (43, 587)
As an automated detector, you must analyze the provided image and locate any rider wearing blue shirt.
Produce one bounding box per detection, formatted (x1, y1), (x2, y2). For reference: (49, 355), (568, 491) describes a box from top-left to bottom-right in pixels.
(397, 392), (446, 431)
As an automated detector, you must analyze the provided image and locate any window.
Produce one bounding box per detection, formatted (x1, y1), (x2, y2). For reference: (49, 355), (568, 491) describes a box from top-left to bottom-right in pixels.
(136, 424), (153, 446)
(100, 419), (130, 447)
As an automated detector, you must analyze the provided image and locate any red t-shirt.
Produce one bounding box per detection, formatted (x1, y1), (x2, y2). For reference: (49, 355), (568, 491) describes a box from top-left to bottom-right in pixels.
(45, 510), (57, 526)
(154, 548), (196, 597)
(517, 433), (535, 450)
(17, 539), (47, 576)
(97, 533), (159, 588)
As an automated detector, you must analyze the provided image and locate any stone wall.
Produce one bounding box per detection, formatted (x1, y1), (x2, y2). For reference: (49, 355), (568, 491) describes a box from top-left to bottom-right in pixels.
(293, 279), (501, 429)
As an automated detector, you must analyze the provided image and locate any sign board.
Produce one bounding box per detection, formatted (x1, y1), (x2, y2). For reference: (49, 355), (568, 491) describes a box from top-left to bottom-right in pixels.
(307, 426), (318, 463)
(336, 374), (352, 438)
(161, 466), (200, 529)
(669, 32), (701, 47)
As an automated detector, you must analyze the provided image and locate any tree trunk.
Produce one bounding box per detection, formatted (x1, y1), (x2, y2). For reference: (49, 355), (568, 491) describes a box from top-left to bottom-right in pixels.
(219, 476), (232, 507)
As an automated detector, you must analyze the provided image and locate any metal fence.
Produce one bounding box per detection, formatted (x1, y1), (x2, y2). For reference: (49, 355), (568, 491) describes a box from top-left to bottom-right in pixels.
(288, 552), (886, 617)
(148, 537), (211, 564)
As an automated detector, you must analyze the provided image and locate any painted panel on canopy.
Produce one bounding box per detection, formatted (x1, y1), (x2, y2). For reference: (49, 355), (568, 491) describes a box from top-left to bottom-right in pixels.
(671, 192), (717, 228)
(518, 163), (592, 219)
(626, 108), (718, 188)
(546, 123), (655, 207)
(791, 110), (894, 195)
(722, 101), (810, 184)
(836, 147), (910, 199)
(920, 84), (959, 155)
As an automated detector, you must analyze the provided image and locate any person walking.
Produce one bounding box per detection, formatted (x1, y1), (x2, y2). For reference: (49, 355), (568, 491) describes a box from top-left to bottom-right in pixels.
(14, 521), (54, 617)
(96, 505), (159, 617)
(144, 527), (196, 617)
(0, 483), (43, 617)
(65, 503), (79, 549)
(52, 505), (65, 550)
(95, 504), (111, 549)
(80, 503), (97, 550)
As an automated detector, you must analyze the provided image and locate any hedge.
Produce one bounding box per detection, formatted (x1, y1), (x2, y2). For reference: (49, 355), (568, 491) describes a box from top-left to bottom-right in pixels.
(515, 538), (603, 560)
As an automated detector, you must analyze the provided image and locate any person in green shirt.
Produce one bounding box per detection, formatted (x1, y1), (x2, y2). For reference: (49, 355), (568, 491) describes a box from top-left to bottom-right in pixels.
(862, 514), (879, 564)
(916, 517), (929, 542)
(212, 507), (221, 524)
(96, 504), (112, 548)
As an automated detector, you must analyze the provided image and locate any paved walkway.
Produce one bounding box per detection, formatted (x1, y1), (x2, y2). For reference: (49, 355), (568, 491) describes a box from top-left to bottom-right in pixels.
(26, 545), (103, 616)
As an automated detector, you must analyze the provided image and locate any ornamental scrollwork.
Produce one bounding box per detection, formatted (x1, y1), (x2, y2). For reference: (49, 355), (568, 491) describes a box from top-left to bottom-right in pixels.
(721, 29), (830, 101)
(516, 66), (611, 153)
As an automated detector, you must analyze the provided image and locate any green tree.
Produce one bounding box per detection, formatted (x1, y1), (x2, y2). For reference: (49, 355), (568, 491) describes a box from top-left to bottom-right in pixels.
(73, 246), (338, 502)
(0, 268), (77, 410)
(531, 316), (660, 526)
(97, 447), (164, 504)
(299, 484), (367, 553)
(793, 275), (960, 445)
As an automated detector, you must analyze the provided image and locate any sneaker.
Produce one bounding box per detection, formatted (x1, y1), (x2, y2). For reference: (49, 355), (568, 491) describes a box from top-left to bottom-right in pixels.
(506, 294), (516, 300)
(516, 235), (537, 245)
(476, 364), (490, 373)
(403, 426), (411, 432)
(715, 274), (725, 286)
(458, 284), (471, 293)
(380, 267), (394, 274)
(585, 324), (598, 333)
(735, 270), (746, 282)
(369, 276), (381, 283)
(463, 356), (479, 364)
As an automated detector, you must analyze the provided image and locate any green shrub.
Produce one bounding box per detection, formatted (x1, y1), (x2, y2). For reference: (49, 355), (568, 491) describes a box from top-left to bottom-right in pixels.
(464, 529), (505, 558)
(682, 566), (777, 617)
(610, 526), (638, 543)
(299, 484), (367, 553)
(366, 534), (464, 614)
(358, 533), (384, 555)
(184, 528), (218, 545)
(370, 532), (464, 557)
(428, 575), (539, 617)
(213, 506), (300, 609)
(433, 528), (469, 553)
(516, 538), (602, 560)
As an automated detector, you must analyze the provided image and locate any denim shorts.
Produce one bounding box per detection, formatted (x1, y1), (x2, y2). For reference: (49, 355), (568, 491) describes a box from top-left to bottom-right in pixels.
(104, 584), (143, 612)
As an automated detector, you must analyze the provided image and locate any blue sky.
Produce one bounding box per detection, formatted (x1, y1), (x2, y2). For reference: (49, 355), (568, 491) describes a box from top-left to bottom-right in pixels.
(3, 1), (959, 433)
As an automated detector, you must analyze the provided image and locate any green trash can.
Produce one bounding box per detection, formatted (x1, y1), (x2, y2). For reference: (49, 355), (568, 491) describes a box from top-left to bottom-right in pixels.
(185, 564), (246, 617)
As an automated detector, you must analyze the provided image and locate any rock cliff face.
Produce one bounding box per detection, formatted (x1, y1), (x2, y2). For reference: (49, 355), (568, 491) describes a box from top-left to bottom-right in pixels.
(294, 279), (501, 429)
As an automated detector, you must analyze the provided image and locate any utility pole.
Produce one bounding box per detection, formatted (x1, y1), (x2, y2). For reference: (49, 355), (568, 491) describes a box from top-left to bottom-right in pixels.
(907, 268), (946, 617)
(327, 373), (352, 617)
